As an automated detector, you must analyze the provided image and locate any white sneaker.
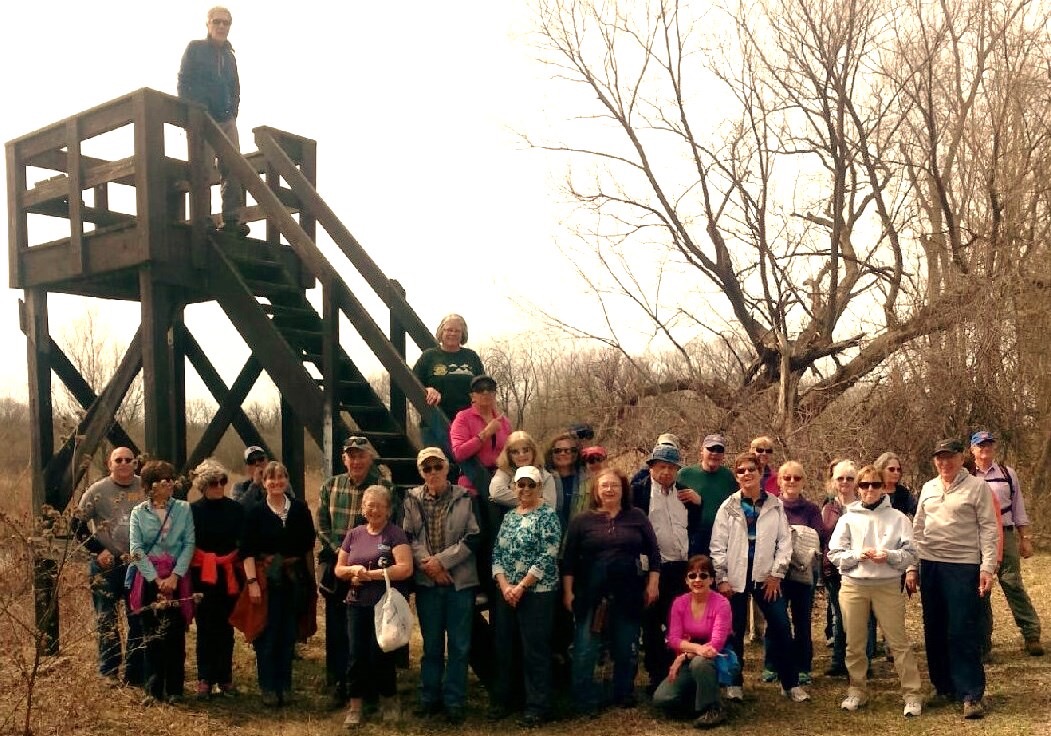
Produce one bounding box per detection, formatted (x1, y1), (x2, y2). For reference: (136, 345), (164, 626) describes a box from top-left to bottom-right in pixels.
(782, 686), (811, 702)
(841, 693), (867, 711)
(903, 698), (923, 717)
(724, 686), (744, 701)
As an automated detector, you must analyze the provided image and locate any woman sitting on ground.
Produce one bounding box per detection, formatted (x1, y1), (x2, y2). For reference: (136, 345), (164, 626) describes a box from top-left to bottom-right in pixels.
(652, 554), (732, 728)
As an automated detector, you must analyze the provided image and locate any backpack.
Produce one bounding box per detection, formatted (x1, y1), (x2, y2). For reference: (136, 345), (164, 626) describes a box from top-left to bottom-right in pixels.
(787, 524), (820, 584)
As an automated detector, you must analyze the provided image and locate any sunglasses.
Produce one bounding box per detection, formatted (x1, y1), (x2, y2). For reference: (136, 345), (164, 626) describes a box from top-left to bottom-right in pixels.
(516, 480), (538, 489)
(835, 476), (856, 482)
(584, 456), (606, 464)
(112, 457), (135, 464)
(858, 481), (884, 490)
(735, 466), (757, 475)
(886, 466), (901, 472)
(344, 436), (369, 450)
(209, 476), (229, 486)
(753, 448), (774, 454)
(686, 571), (711, 581)
(421, 463), (444, 474)
(706, 446), (725, 454)
(552, 447), (577, 455)
(780, 475), (803, 482)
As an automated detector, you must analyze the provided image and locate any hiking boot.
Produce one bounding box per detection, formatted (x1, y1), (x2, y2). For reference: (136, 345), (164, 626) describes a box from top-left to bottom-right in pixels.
(693, 705), (726, 729)
(962, 699), (985, 719)
(1025, 638), (1045, 656)
(220, 221), (250, 237)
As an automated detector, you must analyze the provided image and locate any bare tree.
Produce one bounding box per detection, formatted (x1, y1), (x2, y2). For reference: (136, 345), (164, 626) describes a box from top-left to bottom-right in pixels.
(531, 0), (1051, 440)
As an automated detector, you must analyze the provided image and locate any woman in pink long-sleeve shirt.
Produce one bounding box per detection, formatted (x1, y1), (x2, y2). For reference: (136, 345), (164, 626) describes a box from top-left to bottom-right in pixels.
(652, 554), (733, 728)
(448, 374), (511, 494)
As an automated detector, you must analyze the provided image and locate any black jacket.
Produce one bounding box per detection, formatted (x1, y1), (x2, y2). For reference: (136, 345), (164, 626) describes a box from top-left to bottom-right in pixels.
(178, 39), (240, 122)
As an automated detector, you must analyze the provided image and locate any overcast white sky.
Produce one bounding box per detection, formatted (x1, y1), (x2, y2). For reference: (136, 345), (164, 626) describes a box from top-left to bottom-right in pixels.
(0, 1), (619, 404)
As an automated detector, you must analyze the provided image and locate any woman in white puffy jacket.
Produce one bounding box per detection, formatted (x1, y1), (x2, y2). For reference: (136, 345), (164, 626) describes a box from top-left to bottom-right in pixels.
(828, 464), (923, 717)
(710, 452), (808, 703)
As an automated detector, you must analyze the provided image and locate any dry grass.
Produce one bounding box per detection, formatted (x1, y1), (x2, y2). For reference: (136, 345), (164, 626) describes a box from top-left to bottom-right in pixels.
(2, 538), (1049, 735)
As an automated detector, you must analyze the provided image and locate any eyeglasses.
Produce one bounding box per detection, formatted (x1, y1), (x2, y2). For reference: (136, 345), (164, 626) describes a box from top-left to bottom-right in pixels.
(343, 436), (369, 450)
(857, 481), (884, 490)
(421, 463), (444, 474)
(112, 457), (135, 464)
(516, 480), (538, 489)
(210, 18), (231, 26)
(886, 466), (901, 472)
(209, 476), (229, 487)
(686, 571), (711, 581)
(835, 476), (856, 483)
(584, 457), (606, 464)
(735, 466), (757, 475)
(780, 475), (802, 482)
(510, 447), (532, 455)
(753, 448), (774, 454)
(553, 447), (577, 455)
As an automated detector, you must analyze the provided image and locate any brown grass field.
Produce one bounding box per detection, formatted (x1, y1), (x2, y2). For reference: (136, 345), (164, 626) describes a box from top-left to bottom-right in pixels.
(1, 471), (1049, 736)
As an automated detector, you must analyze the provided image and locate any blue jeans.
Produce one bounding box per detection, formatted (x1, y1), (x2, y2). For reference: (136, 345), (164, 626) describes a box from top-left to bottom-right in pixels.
(88, 559), (145, 684)
(416, 585), (475, 709)
(571, 602), (641, 711)
(920, 560), (985, 702)
(729, 583), (797, 689)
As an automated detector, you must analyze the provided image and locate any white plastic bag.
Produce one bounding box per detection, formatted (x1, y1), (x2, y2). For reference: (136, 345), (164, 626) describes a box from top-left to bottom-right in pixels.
(374, 567), (412, 652)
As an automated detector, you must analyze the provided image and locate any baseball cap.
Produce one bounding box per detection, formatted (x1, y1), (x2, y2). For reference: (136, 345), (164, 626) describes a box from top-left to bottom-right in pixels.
(647, 445), (683, 467)
(932, 438), (965, 456)
(513, 466), (542, 484)
(470, 374), (497, 392)
(416, 446), (448, 470)
(970, 430), (996, 446)
(244, 446), (266, 463)
(656, 433), (680, 449)
(702, 434), (727, 450)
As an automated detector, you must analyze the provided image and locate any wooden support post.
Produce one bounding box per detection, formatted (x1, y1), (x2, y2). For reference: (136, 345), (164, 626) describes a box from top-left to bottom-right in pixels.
(140, 270), (178, 462)
(7, 141), (28, 288)
(171, 308), (187, 470)
(134, 90), (168, 262)
(322, 286), (339, 475)
(281, 397), (305, 501)
(66, 117), (86, 275)
(187, 106), (210, 270)
(389, 279), (407, 432)
(21, 291), (53, 514)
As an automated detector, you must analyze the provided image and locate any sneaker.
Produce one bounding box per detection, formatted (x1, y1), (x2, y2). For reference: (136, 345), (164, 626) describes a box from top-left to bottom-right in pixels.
(343, 706), (362, 729)
(759, 669), (778, 683)
(903, 698), (923, 717)
(782, 686), (810, 702)
(840, 693), (867, 711)
(693, 705), (726, 729)
(962, 700), (985, 719)
(1025, 638), (1045, 656)
(724, 686), (744, 701)
(798, 672), (813, 685)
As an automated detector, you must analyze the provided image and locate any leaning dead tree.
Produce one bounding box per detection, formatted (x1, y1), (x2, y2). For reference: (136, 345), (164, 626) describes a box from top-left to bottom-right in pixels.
(532, 0), (1051, 438)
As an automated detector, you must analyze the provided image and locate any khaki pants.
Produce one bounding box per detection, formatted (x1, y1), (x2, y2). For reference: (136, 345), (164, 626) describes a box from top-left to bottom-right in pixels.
(839, 577), (921, 699)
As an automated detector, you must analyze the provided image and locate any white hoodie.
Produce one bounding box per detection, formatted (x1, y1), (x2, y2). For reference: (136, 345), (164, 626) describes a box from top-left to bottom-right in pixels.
(828, 495), (917, 583)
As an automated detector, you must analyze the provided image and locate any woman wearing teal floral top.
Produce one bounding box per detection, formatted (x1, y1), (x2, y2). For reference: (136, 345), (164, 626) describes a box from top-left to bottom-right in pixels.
(489, 465), (562, 726)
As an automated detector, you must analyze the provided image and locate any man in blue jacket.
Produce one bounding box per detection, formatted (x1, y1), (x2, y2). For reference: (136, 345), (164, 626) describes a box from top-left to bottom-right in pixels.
(178, 6), (248, 236)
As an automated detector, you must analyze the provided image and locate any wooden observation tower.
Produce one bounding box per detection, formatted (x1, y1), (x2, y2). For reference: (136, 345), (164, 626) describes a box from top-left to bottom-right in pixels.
(8, 87), (450, 514)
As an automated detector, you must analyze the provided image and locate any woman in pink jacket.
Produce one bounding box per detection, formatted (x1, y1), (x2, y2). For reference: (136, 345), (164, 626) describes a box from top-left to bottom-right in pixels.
(449, 374), (511, 494)
(652, 554), (733, 729)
